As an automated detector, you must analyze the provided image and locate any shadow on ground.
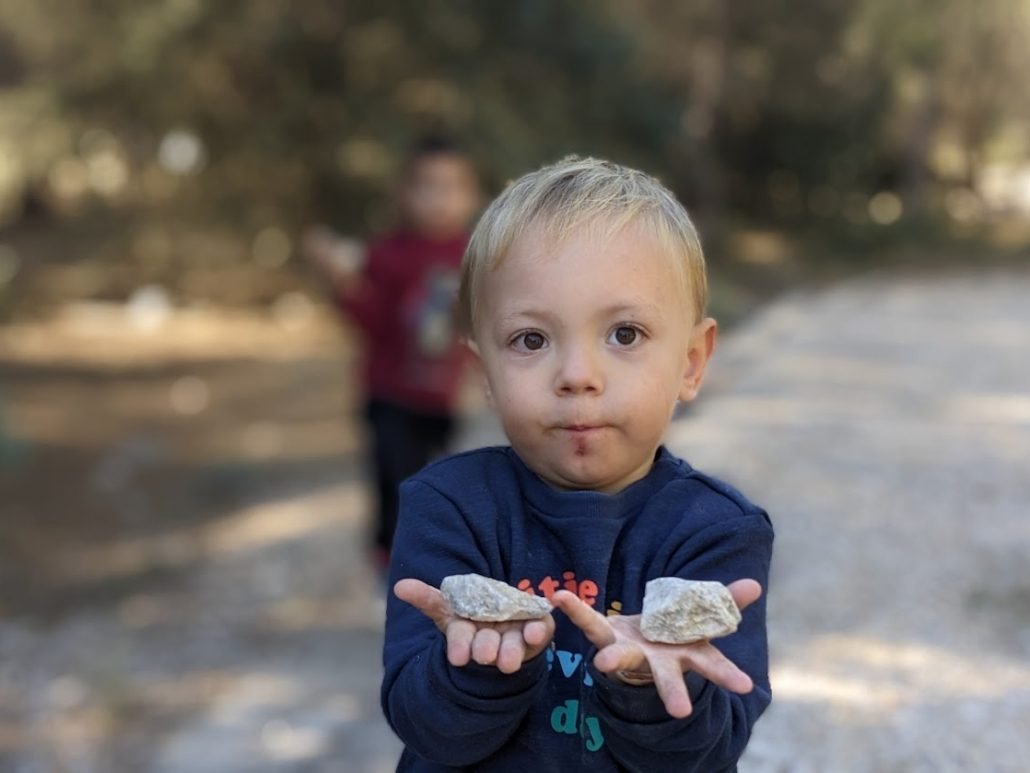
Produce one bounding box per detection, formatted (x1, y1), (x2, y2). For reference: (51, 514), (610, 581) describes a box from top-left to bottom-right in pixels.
(0, 309), (402, 771)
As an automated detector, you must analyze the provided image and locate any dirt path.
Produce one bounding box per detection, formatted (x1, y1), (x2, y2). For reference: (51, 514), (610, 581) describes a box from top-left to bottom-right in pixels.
(674, 269), (1030, 772)
(2, 269), (1028, 771)
(0, 303), (403, 771)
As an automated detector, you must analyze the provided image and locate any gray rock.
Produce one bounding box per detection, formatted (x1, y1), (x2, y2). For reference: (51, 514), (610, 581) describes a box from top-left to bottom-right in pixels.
(441, 574), (553, 622)
(640, 578), (741, 644)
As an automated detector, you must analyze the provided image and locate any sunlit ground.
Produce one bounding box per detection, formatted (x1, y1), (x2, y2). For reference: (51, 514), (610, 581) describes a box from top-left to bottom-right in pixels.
(0, 303), (402, 771)
(669, 269), (1030, 772)
(2, 265), (1030, 771)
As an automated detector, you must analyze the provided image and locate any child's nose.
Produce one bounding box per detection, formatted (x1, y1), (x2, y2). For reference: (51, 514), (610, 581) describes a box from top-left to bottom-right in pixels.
(554, 344), (604, 395)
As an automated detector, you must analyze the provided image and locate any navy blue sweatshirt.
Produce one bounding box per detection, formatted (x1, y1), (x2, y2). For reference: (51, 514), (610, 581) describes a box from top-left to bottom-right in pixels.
(382, 446), (774, 772)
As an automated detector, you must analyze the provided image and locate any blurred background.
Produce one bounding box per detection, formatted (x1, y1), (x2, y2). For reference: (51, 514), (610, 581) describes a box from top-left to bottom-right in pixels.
(0, 1), (1028, 771)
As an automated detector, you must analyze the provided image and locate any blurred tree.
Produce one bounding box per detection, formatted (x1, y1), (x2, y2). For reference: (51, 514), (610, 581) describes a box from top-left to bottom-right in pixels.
(0, 0), (1026, 291)
(2, 2), (680, 226)
(856, 0), (1030, 207)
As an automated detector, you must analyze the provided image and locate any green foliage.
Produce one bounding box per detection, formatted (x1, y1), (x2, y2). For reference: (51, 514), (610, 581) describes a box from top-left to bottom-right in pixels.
(0, 0), (1027, 268)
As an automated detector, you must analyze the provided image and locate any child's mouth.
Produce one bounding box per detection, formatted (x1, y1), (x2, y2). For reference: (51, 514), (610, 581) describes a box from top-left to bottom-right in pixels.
(560, 425), (605, 434)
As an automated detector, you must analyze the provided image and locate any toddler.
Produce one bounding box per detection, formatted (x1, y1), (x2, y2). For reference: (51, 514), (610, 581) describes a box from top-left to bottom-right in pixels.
(304, 137), (481, 566)
(382, 156), (773, 771)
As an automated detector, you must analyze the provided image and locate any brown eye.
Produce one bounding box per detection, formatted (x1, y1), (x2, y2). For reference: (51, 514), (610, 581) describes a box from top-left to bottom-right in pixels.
(612, 326), (638, 346)
(521, 332), (546, 350)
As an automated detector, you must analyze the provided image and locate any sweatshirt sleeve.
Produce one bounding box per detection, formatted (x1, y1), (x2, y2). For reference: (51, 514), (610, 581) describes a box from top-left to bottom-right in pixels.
(337, 242), (388, 335)
(585, 508), (774, 773)
(380, 479), (549, 766)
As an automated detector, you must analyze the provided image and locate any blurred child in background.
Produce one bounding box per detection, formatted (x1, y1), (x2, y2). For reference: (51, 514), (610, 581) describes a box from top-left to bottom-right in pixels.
(303, 137), (482, 568)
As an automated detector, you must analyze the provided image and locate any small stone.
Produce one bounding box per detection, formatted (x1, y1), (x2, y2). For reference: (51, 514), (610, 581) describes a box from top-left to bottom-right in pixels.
(441, 574), (553, 622)
(640, 578), (741, 644)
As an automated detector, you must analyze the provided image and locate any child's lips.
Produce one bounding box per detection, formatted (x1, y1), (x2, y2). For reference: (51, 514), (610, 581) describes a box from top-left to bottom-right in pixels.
(558, 424), (607, 434)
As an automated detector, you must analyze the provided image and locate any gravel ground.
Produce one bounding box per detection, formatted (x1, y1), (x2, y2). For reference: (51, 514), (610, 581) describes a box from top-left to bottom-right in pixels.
(675, 270), (1030, 773)
(2, 269), (1028, 771)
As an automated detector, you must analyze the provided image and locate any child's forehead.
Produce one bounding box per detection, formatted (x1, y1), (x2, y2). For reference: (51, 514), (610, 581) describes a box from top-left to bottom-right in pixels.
(406, 152), (476, 181)
(483, 219), (691, 306)
(499, 217), (678, 271)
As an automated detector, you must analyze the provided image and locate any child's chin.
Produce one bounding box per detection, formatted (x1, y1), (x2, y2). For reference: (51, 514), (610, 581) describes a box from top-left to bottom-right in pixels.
(520, 446), (631, 492)
(550, 461), (626, 492)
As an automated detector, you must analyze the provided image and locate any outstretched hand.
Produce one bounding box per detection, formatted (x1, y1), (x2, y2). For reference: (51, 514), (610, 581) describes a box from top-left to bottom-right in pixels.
(551, 579), (762, 719)
(394, 579), (556, 674)
(300, 225), (365, 286)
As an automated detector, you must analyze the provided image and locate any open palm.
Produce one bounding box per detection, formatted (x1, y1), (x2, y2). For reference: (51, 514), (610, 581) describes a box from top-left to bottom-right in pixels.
(395, 579), (556, 674)
(551, 579), (762, 718)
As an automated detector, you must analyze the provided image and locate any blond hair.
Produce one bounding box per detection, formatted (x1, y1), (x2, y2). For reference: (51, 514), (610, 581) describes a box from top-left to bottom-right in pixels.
(457, 155), (707, 335)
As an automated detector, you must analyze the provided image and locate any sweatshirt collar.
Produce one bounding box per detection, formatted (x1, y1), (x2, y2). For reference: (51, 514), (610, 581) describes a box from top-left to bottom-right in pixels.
(507, 446), (683, 520)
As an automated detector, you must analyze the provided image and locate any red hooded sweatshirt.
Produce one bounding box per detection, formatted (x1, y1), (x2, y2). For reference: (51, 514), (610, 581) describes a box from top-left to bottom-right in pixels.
(339, 230), (468, 415)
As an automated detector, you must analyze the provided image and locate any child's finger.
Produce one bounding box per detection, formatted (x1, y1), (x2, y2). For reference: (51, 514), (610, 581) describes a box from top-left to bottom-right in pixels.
(551, 590), (616, 649)
(726, 579), (763, 612)
(651, 656), (693, 719)
(687, 645), (753, 694)
(445, 619), (477, 667)
(471, 627), (503, 666)
(593, 642), (647, 674)
(394, 579), (450, 627)
(521, 617), (552, 648)
(496, 628), (527, 674)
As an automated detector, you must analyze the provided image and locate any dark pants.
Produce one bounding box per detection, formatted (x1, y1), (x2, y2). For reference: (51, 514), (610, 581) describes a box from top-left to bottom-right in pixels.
(366, 399), (455, 554)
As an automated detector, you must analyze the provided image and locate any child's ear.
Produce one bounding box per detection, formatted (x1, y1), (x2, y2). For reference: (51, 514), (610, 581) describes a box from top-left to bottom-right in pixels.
(679, 317), (717, 403)
(463, 338), (494, 405)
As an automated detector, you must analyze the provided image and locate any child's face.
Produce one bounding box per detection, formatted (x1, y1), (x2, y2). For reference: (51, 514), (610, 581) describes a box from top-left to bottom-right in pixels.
(472, 222), (715, 494)
(400, 154), (480, 239)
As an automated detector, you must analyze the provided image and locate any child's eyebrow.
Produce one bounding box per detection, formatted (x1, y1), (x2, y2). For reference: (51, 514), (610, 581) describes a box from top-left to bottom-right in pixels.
(495, 308), (554, 327)
(600, 301), (663, 318)
(495, 300), (663, 327)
